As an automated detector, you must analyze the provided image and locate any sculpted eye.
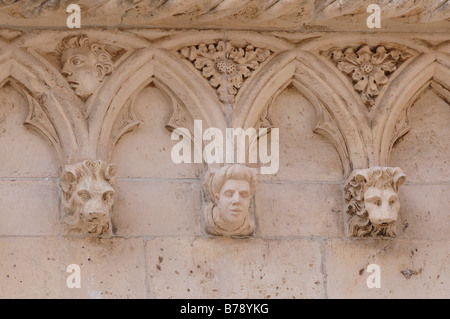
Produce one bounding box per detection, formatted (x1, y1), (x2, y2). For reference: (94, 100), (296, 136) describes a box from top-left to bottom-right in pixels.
(103, 191), (114, 202)
(71, 57), (84, 66)
(224, 191), (233, 198)
(389, 196), (398, 206)
(77, 191), (90, 201)
(240, 192), (249, 199)
(366, 197), (382, 207)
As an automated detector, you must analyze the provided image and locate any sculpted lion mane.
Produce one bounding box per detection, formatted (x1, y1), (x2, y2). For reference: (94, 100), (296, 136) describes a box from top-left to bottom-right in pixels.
(344, 167), (406, 238)
(60, 160), (118, 236)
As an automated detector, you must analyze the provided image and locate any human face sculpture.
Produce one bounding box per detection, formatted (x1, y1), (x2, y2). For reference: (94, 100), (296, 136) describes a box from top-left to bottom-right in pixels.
(364, 186), (400, 228)
(215, 179), (251, 227)
(61, 46), (102, 100)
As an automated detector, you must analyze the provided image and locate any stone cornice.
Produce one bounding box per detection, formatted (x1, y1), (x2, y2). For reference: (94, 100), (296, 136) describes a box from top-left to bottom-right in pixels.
(0, 0), (449, 32)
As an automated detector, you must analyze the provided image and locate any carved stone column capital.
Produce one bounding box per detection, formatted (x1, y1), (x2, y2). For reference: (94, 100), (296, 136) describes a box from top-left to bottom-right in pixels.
(344, 166), (406, 238)
(60, 160), (118, 237)
(203, 164), (258, 237)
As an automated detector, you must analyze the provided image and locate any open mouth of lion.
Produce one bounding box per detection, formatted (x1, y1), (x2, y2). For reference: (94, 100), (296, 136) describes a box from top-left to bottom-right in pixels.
(83, 216), (109, 228)
(374, 222), (392, 228)
(87, 220), (109, 234)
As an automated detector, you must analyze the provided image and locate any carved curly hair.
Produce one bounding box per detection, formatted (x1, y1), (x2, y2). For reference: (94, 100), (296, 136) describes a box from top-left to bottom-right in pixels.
(57, 34), (113, 80)
(59, 160), (117, 235)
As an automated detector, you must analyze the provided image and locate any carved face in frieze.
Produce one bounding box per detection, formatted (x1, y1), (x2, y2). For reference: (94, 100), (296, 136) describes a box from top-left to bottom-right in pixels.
(203, 164), (257, 237)
(215, 179), (251, 228)
(364, 186), (400, 228)
(345, 167), (406, 238)
(58, 35), (113, 101)
(61, 46), (102, 100)
(60, 160), (118, 236)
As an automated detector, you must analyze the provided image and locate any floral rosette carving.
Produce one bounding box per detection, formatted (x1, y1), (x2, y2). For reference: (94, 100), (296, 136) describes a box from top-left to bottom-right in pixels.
(180, 41), (272, 103)
(330, 45), (411, 109)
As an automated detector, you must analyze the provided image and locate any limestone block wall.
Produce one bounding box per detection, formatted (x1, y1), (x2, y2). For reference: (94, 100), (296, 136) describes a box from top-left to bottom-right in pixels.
(0, 4), (449, 299)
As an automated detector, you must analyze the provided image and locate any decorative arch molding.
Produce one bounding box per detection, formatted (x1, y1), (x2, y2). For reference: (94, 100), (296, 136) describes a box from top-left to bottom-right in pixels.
(298, 34), (437, 54)
(0, 41), (83, 165)
(154, 30), (295, 52)
(1, 32), (447, 175)
(233, 49), (370, 175)
(374, 54), (450, 166)
(12, 29), (150, 52)
(90, 47), (227, 162)
(5, 79), (61, 162)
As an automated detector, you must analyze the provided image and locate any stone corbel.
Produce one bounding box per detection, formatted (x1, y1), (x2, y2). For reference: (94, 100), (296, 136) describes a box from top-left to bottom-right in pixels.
(202, 164), (258, 238)
(344, 166), (406, 238)
(60, 160), (118, 237)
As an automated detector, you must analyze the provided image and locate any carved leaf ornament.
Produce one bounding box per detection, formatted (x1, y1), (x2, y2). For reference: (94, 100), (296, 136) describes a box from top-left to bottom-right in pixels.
(180, 41), (272, 103)
(330, 45), (411, 109)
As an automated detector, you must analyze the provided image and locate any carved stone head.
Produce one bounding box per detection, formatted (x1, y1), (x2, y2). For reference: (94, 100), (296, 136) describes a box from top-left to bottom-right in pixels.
(57, 35), (113, 100)
(203, 164), (257, 237)
(345, 166), (406, 237)
(60, 160), (118, 236)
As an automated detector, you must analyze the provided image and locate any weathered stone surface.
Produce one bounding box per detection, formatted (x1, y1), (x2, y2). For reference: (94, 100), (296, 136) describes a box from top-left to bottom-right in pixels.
(111, 85), (200, 179)
(113, 180), (202, 236)
(325, 239), (450, 298)
(398, 185), (450, 240)
(0, 83), (59, 178)
(0, 180), (59, 236)
(0, 1), (448, 31)
(258, 86), (344, 182)
(390, 89), (450, 183)
(0, 0), (449, 300)
(255, 183), (344, 237)
(0, 237), (146, 298)
(146, 237), (325, 298)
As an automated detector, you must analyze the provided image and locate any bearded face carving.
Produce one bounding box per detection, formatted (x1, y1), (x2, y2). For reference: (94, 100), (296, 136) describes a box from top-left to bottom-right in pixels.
(203, 164), (257, 237)
(345, 167), (406, 238)
(60, 160), (118, 236)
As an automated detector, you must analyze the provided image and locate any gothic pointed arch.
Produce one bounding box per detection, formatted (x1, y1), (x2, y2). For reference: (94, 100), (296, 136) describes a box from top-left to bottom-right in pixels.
(373, 51), (450, 166)
(0, 40), (83, 165)
(233, 49), (370, 175)
(89, 46), (227, 162)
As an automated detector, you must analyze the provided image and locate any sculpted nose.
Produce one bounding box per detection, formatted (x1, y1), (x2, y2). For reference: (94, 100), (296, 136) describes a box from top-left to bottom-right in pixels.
(383, 202), (397, 222)
(61, 64), (72, 77)
(231, 192), (240, 203)
(62, 70), (72, 78)
(376, 207), (396, 224)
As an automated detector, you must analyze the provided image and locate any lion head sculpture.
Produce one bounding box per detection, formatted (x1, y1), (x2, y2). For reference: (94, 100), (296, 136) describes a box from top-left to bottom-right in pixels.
(60, 160), (118, 236)
(344, 166), (406, 237)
